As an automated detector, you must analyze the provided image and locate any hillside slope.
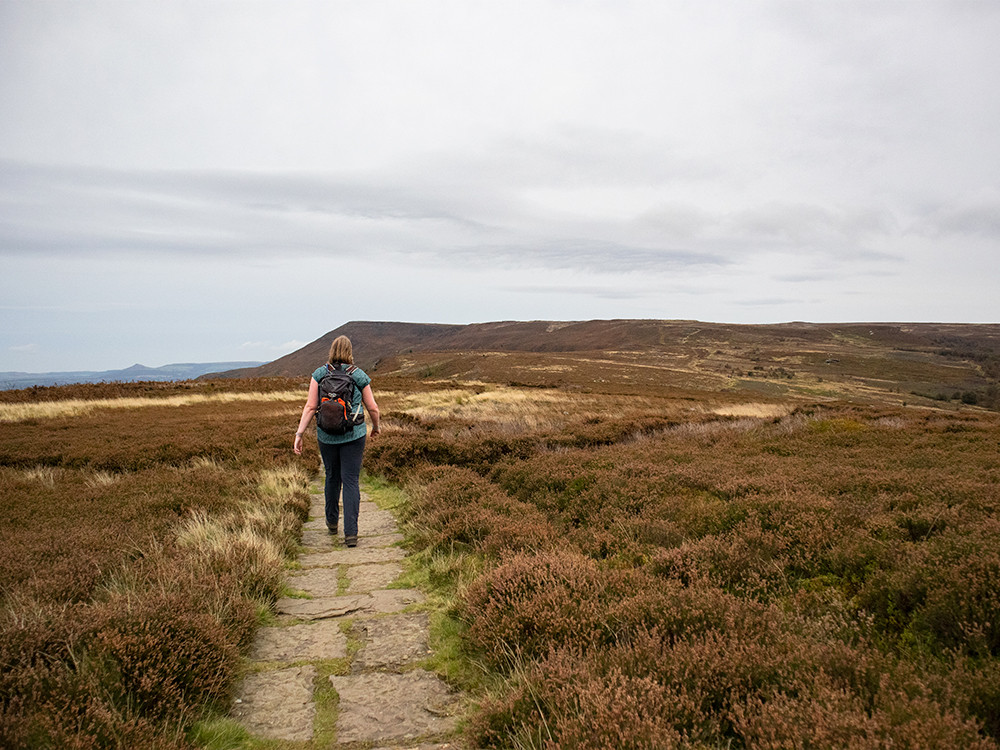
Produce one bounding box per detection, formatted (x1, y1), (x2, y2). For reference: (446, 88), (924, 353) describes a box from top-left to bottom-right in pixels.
(207, 319), (1000, 411)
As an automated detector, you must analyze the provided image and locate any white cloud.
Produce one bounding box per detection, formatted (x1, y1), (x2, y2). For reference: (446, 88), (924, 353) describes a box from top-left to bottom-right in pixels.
(1, 1), (998, 371)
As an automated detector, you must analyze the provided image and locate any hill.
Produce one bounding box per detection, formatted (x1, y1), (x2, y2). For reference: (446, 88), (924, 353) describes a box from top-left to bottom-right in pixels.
(1, 361), (265, 390)
(211, 319), (1000, 410)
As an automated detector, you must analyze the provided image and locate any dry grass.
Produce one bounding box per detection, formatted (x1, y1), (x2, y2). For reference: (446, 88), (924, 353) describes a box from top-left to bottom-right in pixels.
(15, 465), (62, 487)
(712, 402), (796, 418)
(83, 469), (120, 488)
(392, 386), (600, 425)
(0, 389), (305, 423)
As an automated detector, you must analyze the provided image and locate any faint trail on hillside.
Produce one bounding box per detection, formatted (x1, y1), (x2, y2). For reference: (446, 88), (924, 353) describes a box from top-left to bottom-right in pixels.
(232, 487), (464, 748)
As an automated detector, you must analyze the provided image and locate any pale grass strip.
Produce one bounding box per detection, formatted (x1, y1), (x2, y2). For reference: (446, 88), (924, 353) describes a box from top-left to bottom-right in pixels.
(0, 390), (305, 423)
(393, 385), (592, 421)
(712, 402), (795, 419)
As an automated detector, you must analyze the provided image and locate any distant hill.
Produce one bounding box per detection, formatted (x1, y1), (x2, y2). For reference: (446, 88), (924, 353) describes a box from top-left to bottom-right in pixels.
(209, 319), (1000, 381)
(204, 321), (469, 378)
(0, 361), (265, 390)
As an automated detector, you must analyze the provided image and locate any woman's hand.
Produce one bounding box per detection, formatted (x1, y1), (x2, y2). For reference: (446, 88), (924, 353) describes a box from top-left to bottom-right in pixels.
(293, 433), (304, 455)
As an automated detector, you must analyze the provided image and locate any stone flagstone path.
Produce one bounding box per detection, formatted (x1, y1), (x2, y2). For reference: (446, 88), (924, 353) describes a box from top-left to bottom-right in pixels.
(232, 487), (463, 748)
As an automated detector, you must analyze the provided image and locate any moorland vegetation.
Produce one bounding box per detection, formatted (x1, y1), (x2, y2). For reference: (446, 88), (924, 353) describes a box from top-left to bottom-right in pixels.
(358, 334), (1000, 749)
(3, 319), (999, 749)
(0, 378), (314, 748)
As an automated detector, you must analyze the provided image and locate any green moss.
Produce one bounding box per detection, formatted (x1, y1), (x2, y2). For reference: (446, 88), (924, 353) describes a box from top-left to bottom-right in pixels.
(312, 659), (349, 746)
(361, 472), (408, 511)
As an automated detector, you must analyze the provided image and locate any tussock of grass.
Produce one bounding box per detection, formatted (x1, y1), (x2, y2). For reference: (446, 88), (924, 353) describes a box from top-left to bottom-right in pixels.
(83, 469), (121, 488)
(186, 716), (253, 750)
(16, 464), (62, 486)
(256, 464), (309, 500)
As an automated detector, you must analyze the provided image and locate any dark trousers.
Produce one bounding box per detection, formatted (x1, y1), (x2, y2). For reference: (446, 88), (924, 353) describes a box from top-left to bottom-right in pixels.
(318, 435), (366, 537)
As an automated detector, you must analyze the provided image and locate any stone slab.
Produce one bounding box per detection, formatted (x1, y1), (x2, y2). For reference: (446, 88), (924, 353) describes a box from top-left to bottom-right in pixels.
(278, 594), (369, 620)
(367, 588), (425, 614)
(329, 670), (460, 744)
(277, 589), (424, 620)
(302, 530), (403, 551)
(345, 562), (404, 593)
(301, 528), (339, 549)
(356, 613), (431, 669)
(308, 506), (397, 532)
(288, 567), (343, 598)
(300, 547), (406, 567)
(358, 507), (401, 536)
(356, 532), (406, 548)
(232, 665), (316, 741)
(251, 621), (347, 662)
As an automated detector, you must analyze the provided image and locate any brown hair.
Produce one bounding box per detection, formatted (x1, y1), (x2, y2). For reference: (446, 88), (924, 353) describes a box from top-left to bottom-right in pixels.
(327, 335), (354, 365)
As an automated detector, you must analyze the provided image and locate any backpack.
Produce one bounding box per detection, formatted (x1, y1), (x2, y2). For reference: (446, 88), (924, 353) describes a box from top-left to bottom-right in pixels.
(315, 364), (365, 435)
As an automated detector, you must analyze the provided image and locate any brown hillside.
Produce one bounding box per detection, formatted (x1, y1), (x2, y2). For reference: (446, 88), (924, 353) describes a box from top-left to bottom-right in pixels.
(205, 321), (466, 379)
(211, 319), (999, 373)
(206, 319), (1000, 410)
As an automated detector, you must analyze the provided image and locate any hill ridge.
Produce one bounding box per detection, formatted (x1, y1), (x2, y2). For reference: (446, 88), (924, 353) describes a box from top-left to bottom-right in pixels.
(209, 319), (1000, 383)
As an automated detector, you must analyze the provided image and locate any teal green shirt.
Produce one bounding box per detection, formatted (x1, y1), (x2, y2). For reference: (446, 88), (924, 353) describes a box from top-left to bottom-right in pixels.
(312, 364), (371, 444)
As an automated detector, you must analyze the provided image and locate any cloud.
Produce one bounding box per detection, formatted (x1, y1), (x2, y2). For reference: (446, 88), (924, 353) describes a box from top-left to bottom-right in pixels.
(2, 0), (998, 373)
(499, 284), (647, 301)
(0, 155), (905, 280)
(916, 200), (1000, 239)
(735, 297), (807, 308)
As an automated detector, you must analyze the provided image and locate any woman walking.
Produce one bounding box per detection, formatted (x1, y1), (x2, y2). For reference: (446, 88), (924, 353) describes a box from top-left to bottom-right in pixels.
(294, 335), (381, 547)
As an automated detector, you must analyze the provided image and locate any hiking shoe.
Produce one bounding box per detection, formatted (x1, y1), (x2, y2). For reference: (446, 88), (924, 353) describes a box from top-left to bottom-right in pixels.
(345, 535), (358, 548)
(327, 524), (338, 535)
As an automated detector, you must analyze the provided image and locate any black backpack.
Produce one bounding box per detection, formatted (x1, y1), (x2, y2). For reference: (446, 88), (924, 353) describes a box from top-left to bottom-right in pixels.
(316, 364), (365, 434)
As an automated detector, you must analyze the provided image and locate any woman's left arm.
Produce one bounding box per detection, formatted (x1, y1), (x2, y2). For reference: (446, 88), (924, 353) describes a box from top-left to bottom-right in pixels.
(293, 378), (321, 455)
(362, 384), (381, 437)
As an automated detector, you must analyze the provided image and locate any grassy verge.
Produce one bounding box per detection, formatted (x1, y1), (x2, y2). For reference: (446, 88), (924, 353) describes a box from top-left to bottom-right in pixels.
(363, 475), (493, 707)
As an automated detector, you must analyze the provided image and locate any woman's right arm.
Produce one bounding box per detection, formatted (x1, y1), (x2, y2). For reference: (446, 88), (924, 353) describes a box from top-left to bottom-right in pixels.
(362, 384), (381, 437)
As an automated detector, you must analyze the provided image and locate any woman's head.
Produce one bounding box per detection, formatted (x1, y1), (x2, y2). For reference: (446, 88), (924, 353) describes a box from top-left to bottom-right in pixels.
(327, 335), (354, 365)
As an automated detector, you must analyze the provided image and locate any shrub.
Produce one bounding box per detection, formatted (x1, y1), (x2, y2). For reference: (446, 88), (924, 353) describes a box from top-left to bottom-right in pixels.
(405, 466), (558, 558)
(0, 383), (310, 748)
(460, 551), (609, 667)
(857, 524), (1000, 656)
(398, 400), (1000, 747)
(91, 592), (238, 721)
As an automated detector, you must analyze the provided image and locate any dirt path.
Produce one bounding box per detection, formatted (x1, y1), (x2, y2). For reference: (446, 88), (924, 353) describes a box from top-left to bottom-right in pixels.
(231, 487), (464, 748)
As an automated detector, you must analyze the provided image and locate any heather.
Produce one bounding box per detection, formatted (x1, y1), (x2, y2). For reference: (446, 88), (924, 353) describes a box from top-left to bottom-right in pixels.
(0, 379), (311, 749)
(367, 383), (1000, 748)
(3, 354), (999, 748)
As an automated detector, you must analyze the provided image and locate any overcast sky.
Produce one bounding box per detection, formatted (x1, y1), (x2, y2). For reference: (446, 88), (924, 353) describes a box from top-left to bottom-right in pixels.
(2, 1), (998, 372)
